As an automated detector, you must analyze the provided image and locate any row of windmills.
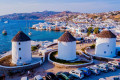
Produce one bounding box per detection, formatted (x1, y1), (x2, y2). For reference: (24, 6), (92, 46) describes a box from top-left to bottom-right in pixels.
(11, 31), (76, 65)
(8, 29), (120, 65)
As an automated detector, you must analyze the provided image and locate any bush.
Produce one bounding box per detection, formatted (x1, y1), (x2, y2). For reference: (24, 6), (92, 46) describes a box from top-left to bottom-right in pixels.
(76, 51), (79, 55)
(90, 44), (95, 49)
(31, 46), (38, 51)
(93, 27), (99, 34)
(81, 48), (86, 52)
(76, 41), (80, 44)
(87, 31), (91, 36)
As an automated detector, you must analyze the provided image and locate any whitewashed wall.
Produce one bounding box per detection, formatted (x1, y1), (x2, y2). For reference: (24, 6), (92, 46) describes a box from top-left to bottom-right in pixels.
(12, 41), (32, 65)
(95, 38), (116, 58)
(58, 41), (76, 60)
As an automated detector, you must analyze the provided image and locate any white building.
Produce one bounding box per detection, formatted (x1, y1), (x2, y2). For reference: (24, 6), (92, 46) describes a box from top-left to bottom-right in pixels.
(95, 29), (116, 57)
(11, 31), (32, 65)
(58, 31), (76, 60)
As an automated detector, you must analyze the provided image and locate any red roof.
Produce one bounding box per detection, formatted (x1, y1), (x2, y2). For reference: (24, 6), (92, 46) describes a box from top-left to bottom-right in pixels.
(96, 30), (116, 38)
(58, 31), (76, 42)
(12, 31), (31, 42)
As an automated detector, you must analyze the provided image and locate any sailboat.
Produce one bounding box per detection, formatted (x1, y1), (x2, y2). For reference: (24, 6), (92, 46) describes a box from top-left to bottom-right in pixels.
(4, 21), (8, 24)
(28, 22), (32, 36)
(2, 26), (7, 35)
(2, 30), (7, 35)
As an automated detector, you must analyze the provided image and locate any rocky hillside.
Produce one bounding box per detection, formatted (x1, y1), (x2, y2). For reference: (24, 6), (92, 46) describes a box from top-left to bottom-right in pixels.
(1, 10), (120, 21)
(0, 11), (60, 20)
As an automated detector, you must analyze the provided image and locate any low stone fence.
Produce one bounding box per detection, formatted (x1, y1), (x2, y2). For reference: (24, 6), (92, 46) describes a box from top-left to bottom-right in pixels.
(0, 60), (42, 75)
(79, 50), (92, 60)
(85, 49), (120, 61)
(0, 51), (45, 74)
(48, 50), (93, 68)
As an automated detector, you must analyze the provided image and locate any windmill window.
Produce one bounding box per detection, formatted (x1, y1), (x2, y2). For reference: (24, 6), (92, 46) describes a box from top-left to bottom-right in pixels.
(19, 48), (21, 51)
(104, 51), (106, 54)
(19, 57), (21, 60)
(19, 42), (21, 45)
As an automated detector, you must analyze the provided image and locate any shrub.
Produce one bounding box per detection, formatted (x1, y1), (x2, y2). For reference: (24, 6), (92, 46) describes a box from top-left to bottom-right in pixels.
(87, 31), (91, 36)
(81, 48), (86, 52)
(93, 27), (99, 34)
(76, 41), (80, 44)
(76, 51), (79, 55)
(31, 46), (38, 51)
(90, 44), (95, 49)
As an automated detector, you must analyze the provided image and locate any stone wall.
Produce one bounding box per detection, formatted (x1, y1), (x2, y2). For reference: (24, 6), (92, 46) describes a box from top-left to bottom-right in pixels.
(0, 61), (42, 75)
(48, 50), (93, 68)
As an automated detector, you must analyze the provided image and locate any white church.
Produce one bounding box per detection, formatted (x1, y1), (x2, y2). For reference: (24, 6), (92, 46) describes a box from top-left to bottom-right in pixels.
(95, 29), (117, 58)
(11, 31), (32, 65)
(58, 31), (76, 61)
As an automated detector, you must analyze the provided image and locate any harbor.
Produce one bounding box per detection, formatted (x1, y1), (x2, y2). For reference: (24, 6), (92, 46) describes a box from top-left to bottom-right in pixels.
(0, 20), (64, 54)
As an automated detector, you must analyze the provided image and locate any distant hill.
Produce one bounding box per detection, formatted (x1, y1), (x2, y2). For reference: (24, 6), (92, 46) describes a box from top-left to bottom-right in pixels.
(45, 11), (80, 22)
(1, 10), (120, 21)
(0, 11), (60, 20)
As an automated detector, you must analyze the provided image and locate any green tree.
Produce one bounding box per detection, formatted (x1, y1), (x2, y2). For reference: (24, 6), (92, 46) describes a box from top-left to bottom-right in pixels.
(93, 27), (99, 34)
(87, 27), (93, 36)
(87, 27), (93, 32)
(87, 31), (91, 36)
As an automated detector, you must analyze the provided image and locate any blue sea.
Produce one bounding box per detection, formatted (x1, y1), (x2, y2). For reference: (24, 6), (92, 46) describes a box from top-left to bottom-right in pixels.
(0, 20), (64, 54)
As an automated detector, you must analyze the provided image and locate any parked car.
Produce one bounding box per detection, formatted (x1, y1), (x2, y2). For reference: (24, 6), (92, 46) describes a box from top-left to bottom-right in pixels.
(56, 72), (79, 80)
(94, 64), (109, 72)
(87, 66), (101, 75)
(34, 75), (44, 80)
(105, 63), (117, 71)
(108, 61), (120, 68)
(69, 70), (84, 79)
(63, 72), (80, 80)
(99, 78), (106, 80)
(45, 72), (58, 80)
(56, 72), (70, 80)
(115, 59), (120, 62)
(21, 76), (29, 80)
(78, 67), (91, 76)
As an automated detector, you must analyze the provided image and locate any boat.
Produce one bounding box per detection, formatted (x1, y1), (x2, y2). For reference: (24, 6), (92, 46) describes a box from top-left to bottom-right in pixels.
(28, 22), (32, 36)
(4, 21), (8, 24)
(2, 30), (7, 35)
(28, 32), (32, 36)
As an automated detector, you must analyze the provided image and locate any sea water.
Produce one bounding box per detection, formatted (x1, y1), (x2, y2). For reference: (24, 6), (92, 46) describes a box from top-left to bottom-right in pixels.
(0, 20), (63, 54)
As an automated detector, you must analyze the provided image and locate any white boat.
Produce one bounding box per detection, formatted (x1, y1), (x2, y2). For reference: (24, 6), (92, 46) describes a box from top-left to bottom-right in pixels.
(4, 21), (8, 24)
(28, 32), (32, 36)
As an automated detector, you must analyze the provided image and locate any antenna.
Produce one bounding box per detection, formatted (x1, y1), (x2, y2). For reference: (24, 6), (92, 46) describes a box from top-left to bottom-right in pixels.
(29, 22), (30, 32)
(25, 20), (28, 33)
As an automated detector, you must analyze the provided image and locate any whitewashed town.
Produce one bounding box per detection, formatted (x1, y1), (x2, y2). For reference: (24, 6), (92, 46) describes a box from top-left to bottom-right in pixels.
(1, 0), (120, 80)
(0, 11), (120, 80)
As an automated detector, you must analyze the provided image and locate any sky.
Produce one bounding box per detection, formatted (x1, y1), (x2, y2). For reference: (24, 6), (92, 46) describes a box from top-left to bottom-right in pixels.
(0, 0), (120, 16)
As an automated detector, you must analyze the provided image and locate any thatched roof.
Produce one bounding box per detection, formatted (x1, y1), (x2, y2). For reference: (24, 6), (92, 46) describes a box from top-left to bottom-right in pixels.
(12, 31), (31, 42)
(58, 31), (76, 42)
(96, 29), (116, 38)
